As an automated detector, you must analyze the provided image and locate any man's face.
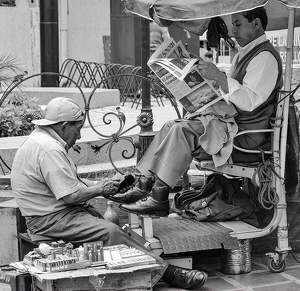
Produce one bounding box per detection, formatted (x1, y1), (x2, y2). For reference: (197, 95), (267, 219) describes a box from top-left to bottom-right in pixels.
(231, 12), (257, 47)
(64, 121), (84, 149)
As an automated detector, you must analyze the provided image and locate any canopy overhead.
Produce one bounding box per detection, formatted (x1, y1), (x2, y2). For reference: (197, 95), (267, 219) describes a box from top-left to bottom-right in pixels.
(124, 0), (300, 35)
(124, 0), (300, 91)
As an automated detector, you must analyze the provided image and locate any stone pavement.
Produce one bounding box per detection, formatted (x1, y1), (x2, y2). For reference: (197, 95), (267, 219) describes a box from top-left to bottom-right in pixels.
(1, 97), (300, 290)
(154, 251), (300, 291)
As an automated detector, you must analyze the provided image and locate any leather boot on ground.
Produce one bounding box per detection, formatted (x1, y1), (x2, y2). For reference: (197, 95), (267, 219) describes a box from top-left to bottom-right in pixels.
(169, 267), (208, 289)
(109, 176), (154, 204)
(119, 185), (169, 216)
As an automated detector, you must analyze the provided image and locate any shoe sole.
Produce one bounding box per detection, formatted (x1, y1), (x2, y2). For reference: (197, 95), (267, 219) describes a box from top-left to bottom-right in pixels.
(108, 194), (147, 204)
(119, 205), (169, 217)
(108, 197), (123, 203)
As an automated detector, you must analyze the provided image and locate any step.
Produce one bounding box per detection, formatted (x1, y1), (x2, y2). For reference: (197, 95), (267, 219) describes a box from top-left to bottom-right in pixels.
(20, 87), (120, 109)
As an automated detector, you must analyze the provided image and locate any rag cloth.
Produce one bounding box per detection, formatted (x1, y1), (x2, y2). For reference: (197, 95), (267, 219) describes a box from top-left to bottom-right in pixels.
(195, 101), (238, 167)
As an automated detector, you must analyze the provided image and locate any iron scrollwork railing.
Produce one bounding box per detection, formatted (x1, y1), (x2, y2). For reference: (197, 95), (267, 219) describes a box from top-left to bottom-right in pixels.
(0, 72), (87, 174)
(86, 74), (181, 174)
(0, 72), (181, 176)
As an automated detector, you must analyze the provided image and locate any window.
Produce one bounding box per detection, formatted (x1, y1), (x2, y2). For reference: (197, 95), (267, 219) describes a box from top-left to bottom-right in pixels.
(0, 0), (15, 6)
(219, 39), (229, 56)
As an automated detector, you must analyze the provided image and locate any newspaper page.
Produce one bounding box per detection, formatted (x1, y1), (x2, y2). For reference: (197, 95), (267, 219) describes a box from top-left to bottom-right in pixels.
(149, 37), (178, 59)
(149, 39), (198, 81)
(148, 37), (222, 115)
(151, 58), (199, 81)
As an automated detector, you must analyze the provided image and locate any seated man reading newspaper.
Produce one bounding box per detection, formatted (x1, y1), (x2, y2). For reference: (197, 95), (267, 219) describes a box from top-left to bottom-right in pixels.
(110, 7), (283, 216)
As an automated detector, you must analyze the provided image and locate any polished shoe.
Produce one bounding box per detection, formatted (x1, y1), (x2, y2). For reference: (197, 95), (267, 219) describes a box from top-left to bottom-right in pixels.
(109, 186), (148, 204)
(119, 185), (170, 217)
(109, 176), (154, 204)
(170, 267), (208, 289)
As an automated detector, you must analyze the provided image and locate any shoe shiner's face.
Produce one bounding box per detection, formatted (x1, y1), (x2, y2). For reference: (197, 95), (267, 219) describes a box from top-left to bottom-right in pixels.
(62, 120), (84, 149)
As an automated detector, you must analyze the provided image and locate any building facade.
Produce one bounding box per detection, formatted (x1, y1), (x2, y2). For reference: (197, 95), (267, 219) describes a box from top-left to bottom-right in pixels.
(0, 0), (110, 86)
(199, 28), (300, 66)
(1, 0), (299, 87)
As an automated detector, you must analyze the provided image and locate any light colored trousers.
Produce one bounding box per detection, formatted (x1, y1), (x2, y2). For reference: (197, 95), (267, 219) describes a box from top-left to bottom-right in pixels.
(137, 119), (210, 188)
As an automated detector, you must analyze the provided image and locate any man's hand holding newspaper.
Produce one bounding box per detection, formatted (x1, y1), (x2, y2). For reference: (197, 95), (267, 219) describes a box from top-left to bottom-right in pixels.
(147, 38), (222, 117)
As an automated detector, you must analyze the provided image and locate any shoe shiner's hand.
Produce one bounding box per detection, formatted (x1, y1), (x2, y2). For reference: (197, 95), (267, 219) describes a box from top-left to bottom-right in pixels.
(97, 178), (119, 198)
(111, 173), (135, 194)
(118, 185), (131, 194)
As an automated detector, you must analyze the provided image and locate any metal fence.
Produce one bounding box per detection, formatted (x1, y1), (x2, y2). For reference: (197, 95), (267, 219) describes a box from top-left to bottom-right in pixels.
(59, 58), (141, 89)
(58, 58), (169, 107)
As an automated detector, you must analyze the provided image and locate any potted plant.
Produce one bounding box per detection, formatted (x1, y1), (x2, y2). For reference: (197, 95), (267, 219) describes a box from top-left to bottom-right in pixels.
(0, 92), (43, 137)
(0, 54), (43, 138)
(0, 53), (22, 89)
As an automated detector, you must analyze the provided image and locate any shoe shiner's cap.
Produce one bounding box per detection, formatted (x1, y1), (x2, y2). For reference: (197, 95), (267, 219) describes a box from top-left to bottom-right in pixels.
(32, 97), (84, 126)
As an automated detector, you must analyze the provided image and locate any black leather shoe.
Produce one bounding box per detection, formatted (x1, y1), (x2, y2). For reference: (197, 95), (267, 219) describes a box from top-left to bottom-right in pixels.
(109, 186), (149, 204)
(120, 195), (169, 216)
(109, 176), (154, 204)
(119, 185), (170, 217)
(170, 267), (208, 289)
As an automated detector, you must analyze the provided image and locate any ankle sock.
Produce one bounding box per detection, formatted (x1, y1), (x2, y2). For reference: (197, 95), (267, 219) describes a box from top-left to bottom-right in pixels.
(155, 178), (168, 188)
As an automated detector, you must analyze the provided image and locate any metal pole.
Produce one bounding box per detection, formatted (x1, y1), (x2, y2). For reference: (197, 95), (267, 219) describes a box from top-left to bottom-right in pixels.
(276, 7), (295, 254)
(136, 18), (155, 163)
(283, 8), (295, 92)
(40, 0), (59, 86)
(281, 7), (295, 178)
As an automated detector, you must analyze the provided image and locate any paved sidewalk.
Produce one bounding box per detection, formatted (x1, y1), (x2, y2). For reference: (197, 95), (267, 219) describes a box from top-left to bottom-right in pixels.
(154, 251), (300, 291)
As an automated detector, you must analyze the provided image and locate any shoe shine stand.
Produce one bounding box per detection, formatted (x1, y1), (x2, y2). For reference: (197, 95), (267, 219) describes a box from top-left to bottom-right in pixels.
(124, 213), (194, 269)
(113, 63), (291, 274)
(124, 211), (257, 272)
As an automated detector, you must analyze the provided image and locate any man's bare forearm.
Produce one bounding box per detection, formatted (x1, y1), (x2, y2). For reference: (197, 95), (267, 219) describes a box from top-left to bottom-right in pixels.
(62, 179), (119, 204)
(80, 178), (96, 187)
(62, 186), (102, 204)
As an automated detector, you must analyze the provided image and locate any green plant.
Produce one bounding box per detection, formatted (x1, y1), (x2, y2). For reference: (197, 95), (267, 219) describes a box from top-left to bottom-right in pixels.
(0, 92), (44, 137)
(0, 53), (22, 88)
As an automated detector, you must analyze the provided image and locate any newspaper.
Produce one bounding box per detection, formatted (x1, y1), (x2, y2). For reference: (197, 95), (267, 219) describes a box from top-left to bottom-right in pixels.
(148, 37), (222, 116)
